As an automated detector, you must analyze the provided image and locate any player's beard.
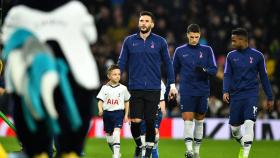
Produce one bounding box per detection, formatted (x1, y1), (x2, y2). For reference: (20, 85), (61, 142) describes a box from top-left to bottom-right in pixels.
(139, 26), (151, 34)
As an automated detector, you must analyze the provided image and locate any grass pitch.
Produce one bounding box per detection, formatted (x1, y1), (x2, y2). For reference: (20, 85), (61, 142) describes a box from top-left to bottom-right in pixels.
(1, 137), (279, 158)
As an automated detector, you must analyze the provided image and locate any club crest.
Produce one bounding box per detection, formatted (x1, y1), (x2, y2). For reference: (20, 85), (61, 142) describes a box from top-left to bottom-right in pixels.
(199, 52), (203, 58)
(151, 42), (155, 48)
(249, 57), (253, 63)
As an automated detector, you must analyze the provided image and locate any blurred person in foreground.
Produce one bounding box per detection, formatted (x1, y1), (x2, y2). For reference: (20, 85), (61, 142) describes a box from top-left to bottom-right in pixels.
(173, 24), (217, 158)
(1, 0), (99, 157)
(223, 28), (273, 158)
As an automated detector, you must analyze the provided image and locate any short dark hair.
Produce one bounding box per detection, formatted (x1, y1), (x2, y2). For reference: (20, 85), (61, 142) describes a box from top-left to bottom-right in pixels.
(232, 28), (248, 38)
(187, 24), (200, 33)
(139, 11), (155, 22)
(107, 64), (120, 75)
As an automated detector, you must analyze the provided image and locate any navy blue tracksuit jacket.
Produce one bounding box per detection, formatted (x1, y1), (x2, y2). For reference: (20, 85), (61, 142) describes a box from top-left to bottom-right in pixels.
(173, 44), (217, 96)
(223, 47), (273, 100)
(118, 33), (175, 90)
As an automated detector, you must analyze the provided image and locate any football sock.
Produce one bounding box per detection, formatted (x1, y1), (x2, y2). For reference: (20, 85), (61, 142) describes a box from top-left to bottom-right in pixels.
(153, 133), (159, 149)
(184, 120), (194, 152)
(145, 142), (154, 157)
(194, 119), (204, 154)
(243, 120), (254, 157)
(145, 119), (156, 143)
(141, 135), (146, 147)
(131, 122), (142, 147)
(141, 135), (146, 157)
(231, 125), (243, 146)
(106, 135), (113, 152)
(112, 129), (121, 157)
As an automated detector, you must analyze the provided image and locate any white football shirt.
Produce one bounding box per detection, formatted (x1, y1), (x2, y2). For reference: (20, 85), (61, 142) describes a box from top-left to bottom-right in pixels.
(97, 83), (130, 111)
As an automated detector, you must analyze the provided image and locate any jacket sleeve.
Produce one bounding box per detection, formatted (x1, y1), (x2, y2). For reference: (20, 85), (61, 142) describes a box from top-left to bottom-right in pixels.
(161, 39), (175, 85)
(258, 54), (273, 100)
(223, 54), (232, 93)
(172, 48), (180, 81)
(206, 47), (217, 76)
(117, 37), (129, 73)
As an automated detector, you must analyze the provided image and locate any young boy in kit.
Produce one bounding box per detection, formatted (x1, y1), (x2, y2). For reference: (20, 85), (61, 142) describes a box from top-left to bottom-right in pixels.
(97, 64), (130, 158)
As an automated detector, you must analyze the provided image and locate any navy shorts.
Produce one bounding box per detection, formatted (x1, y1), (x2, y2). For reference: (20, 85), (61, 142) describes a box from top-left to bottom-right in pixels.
(140, 109), (163, 135)
(229, 97), (258, 125)
(103, 110), (124, 134)
(180, 95), (208, 113)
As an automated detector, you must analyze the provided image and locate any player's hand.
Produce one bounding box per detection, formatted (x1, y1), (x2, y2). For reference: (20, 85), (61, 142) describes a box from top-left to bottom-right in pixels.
(265, 100), (274, 112)
(161, 108), (167, 118)
(223, 93), (230, 104)
(98, 110), (103, 116)
(124, 115), (129, 123)
(169, 83), (178, 100)
(195, 66), (207, 74)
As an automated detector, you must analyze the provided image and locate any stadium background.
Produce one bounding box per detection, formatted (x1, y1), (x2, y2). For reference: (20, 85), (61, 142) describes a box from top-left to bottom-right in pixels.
(70, 0), (280, 120)
(0, 0), (280, 157)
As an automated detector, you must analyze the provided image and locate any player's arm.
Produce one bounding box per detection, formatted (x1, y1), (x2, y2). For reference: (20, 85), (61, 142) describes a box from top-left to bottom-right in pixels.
(205, 47), (217, 76)
(124, 87), (130, 122)
(159, 81), (167, 117)
(172, 48), (181, 80)
(223, 54), (232, 103)
(117, 37), (129, 73)
(258, 54), (274, 111)
(159, 100), (166, 118)
(195, 47), (217, 76)
(96, 86), (105, 116)
(160, 39), (177, 99)
(124, 101), (129, 123)
(97, 100), (104, 116)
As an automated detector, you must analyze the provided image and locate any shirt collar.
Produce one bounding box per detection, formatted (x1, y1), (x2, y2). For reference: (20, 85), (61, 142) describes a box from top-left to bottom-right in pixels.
(187, 43), (200, 48)
(107, 83), (120, 88)
(136, 32), (153, 39)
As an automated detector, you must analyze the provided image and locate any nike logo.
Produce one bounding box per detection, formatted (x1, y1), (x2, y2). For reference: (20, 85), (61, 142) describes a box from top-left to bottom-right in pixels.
(233, 58), (239, 61)
(183, 54), (189, 57)
(253, 106), (258, 116)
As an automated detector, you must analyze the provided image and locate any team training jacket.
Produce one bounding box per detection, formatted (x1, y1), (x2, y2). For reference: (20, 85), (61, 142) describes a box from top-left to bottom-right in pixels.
(118, 33), (175, 90)
(223, 47), (273, 100)
(173, 44), (217, 96)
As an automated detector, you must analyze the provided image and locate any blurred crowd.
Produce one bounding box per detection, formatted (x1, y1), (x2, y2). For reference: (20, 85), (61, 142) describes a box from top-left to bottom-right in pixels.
(1, 0), (280, 119)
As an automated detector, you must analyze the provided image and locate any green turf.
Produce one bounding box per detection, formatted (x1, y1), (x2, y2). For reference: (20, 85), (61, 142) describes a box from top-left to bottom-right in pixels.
(1, 137), (279, 158)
